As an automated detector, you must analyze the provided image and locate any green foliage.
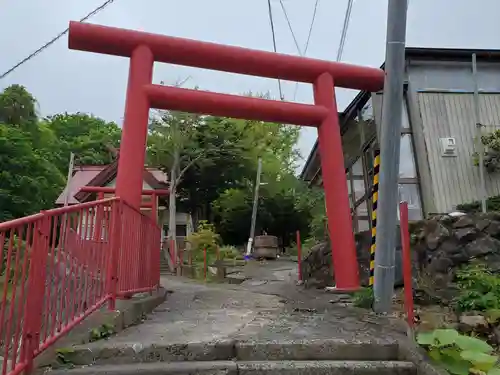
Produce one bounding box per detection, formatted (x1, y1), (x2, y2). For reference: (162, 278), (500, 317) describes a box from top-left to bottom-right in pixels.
(218, 245), (241, 260)
(55, 347), (75, 366)
(212, 181), (312, 247)
(0, 85), (38, 129)
(147, 106), (306, 244)
(454, 264), (500, 312)
(457, 195), (500, 213)
(186, 220), (221, 263)
(0, 85), (121, 222)
(353, 288), (374, 308)
(417, 328), (500, 375)
(89, 323), (115, 342)
(0, 123), (65, 221)
(43, 112), (121, 174)
(473, 130), (500, 173)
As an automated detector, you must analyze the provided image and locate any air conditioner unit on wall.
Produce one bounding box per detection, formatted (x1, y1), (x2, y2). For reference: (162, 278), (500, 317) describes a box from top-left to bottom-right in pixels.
(440, 137), (458, 157)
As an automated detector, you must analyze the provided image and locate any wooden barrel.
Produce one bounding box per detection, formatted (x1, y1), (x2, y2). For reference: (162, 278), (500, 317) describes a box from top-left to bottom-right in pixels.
(253, 235), (278, 259)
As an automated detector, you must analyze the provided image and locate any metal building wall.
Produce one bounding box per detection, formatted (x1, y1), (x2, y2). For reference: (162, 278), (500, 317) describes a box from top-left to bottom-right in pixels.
(416, 92), (500, 212)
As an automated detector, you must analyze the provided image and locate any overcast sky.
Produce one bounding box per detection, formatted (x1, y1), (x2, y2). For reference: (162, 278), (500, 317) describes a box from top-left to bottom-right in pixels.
(1, 0), (500, 167)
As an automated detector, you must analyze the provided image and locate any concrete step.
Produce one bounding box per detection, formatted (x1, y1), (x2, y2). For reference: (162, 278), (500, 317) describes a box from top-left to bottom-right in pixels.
(238, 360), (416, 375)
(47, 360), (416, 375)
(59, 339), (400, 366)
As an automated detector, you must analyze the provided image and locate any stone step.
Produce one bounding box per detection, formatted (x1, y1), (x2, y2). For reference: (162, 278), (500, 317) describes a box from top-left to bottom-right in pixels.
(47, 360), (416, 375)
(58, 339), (400, 366)
(238, 360), (416, 375)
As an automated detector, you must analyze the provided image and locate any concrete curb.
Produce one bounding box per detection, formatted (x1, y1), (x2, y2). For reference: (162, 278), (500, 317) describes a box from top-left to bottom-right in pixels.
(48, 361), (238, 375)
(397, 338), (449, 375)
(238, 360), (416, 375)
(38, 288), (167, 369)
(46, 360), (416, 375)
(64, 340), (237, 366)
(61, 338), (401, 366)
(235, 339), (400, 361)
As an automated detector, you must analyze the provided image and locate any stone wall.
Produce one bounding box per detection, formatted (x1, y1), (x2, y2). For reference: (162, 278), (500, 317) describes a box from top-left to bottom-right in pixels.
(301, 212), (500, 299)
(301, 231), (403, 289)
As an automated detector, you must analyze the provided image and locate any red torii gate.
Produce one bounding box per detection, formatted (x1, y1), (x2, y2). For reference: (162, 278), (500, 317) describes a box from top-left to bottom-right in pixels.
(68, 21), (384, 290)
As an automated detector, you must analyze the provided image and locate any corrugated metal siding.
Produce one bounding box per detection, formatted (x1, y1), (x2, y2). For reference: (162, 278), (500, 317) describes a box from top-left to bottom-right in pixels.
(417, 92), (500, 212)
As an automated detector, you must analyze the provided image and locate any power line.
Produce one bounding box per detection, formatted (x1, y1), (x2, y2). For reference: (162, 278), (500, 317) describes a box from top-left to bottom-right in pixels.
(278, 0), (302, 56)
(0, 0), (117, 81)
(303, 0), (320, 57)
(267, 0), (285, 101)
(336, 0), (354, 62)
(283, 0), (319, 100)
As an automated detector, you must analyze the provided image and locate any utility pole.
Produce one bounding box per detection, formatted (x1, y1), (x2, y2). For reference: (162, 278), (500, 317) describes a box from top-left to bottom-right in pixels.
(472, 53), (487, 213)
(62, 152), (75, 249)
(373, 0), (408, 313)
(64, 153), (75, 207)
(245, 157), (263, 258)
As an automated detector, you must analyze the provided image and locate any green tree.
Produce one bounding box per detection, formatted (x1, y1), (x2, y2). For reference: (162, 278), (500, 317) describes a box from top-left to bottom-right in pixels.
(43, 113), (121, 174)
(0, 84), (38, 131)
(212, 175), (314, 248)
(0, 85), (122, 222)
(0, 124), (64, 221)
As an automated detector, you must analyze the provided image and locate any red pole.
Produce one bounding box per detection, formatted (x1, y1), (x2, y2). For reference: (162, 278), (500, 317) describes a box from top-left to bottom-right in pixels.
(170, 239), (175, 268)
(115, 45), (154, 209)
(399, 201), (415, 334)
(151, 193), (157, 224)
(296, 231), (303, 282)
(179, 248), (184, 274)
(203, 248), (207, 281)
(313, 72), (359, 291)
(93, 192), (105, 241)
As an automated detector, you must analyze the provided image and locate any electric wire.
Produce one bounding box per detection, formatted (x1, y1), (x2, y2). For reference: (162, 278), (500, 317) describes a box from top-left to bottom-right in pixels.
(281, 0), (319, 100)
(278, 0), (302, 56)
(336, 0), (354, 62)
(302, 0), (320, 57)
(0, 0), (117, 80)
(267, 0), (285, 101)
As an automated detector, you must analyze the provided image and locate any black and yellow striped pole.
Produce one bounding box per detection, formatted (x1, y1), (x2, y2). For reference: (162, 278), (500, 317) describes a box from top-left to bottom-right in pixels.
(369, 149), (381, 287)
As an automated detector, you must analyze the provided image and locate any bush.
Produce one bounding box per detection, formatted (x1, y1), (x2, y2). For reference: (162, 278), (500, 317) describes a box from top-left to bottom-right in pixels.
(456, 195), (500, 213)
(186, 220), (220, 263)
(218, 245), (241, 260)
(417, 328), (500, 375)
(353, 287), (374, 309)
(454, 264), (500, 312)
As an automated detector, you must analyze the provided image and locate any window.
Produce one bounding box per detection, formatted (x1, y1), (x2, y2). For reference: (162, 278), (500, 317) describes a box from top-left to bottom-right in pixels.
(163, 224), (188, 237)
(353, 180), (366, 202)
(352, 158), (363, 176)
(358, 220), (370, 232)
(398, 184), (423, 220)
(356, 201), (369, 218)
(361, 98), (374, 122)
(402, 100), (410, 129)
(176, 224), (188, 237)
(399, 134), (417, 178)
(372, 93), (410, 128)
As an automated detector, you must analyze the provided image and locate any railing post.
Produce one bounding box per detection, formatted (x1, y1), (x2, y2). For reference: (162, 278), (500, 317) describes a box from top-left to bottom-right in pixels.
(399, 201), (415, 337)
(296, 231), (303, 283)
(106, 201), (122, 311)
(203, 248), (207, 281)
(20, 216), (49, 373)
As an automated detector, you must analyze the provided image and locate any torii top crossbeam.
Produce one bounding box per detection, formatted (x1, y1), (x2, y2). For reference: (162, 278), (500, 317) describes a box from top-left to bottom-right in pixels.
(68, 21), (384, 93)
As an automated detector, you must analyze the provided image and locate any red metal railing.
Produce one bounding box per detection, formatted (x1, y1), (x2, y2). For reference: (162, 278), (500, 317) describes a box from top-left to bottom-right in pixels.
(0, 198), (160, 375)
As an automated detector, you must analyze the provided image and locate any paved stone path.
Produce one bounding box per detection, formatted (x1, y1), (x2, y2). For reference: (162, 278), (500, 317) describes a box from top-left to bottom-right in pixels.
(89, 259), (407, 349)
